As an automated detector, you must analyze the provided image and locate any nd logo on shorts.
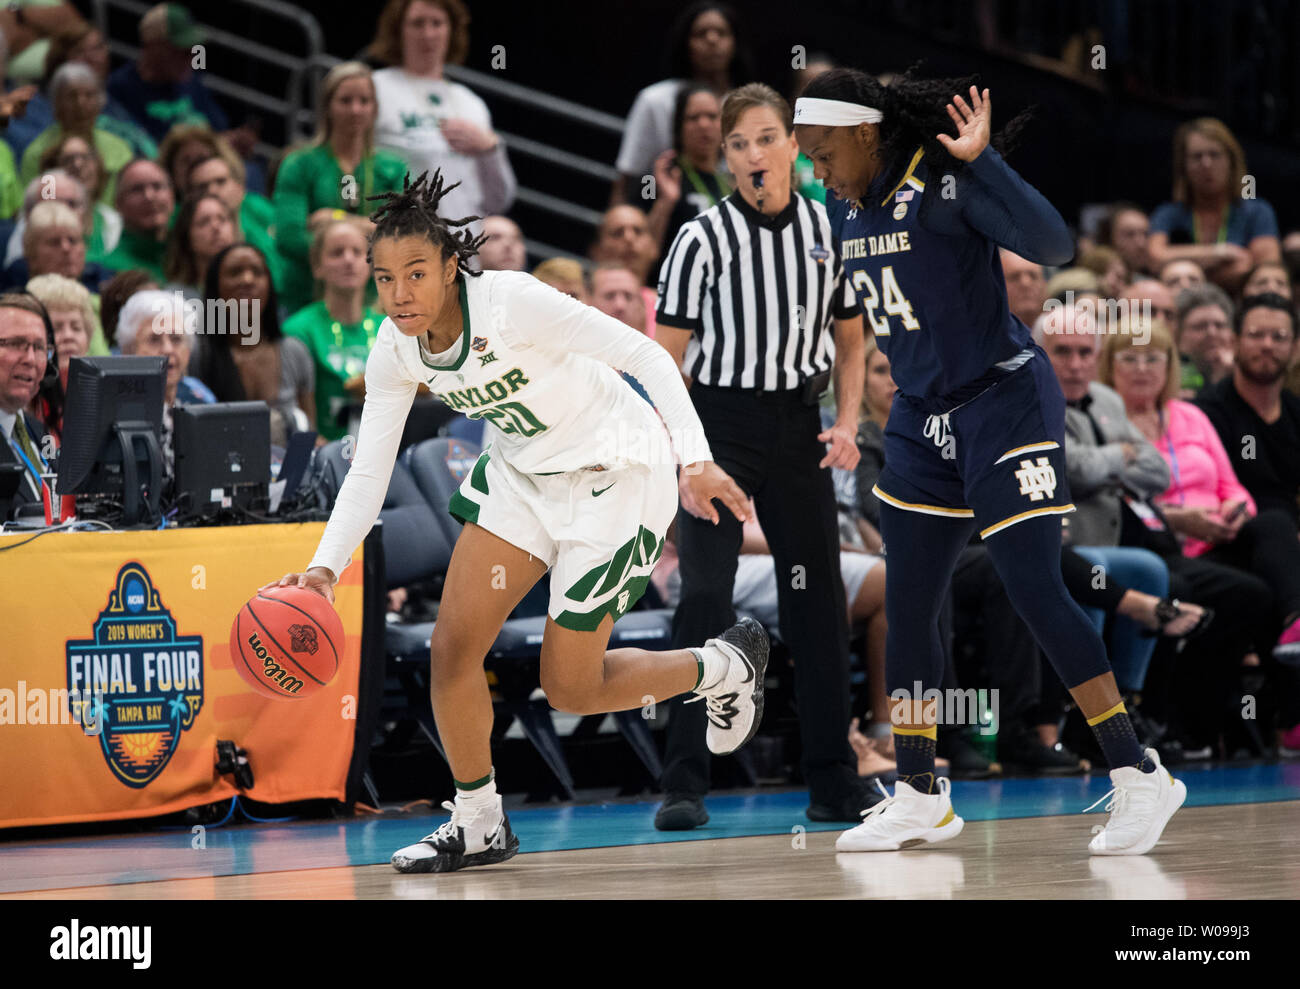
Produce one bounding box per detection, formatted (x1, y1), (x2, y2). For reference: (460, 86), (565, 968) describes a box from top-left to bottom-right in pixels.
(1014, 457), (1058, 502)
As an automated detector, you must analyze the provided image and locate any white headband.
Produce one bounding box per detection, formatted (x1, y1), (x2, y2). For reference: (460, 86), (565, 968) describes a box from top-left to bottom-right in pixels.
(793, 97), (883, 127)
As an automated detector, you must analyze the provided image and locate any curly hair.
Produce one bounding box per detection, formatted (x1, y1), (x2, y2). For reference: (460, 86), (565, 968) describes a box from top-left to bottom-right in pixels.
(801, 65), (1032, 198)
(366, 169), (486, 276)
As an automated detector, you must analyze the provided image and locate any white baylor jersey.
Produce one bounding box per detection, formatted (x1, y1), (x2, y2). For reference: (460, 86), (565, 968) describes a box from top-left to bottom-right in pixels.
(390, 270), (702, 474)
(309, 270), (712, 579)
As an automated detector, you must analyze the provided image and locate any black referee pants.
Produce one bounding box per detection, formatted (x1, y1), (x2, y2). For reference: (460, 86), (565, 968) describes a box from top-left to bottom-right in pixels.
(662, 384), (857, 802)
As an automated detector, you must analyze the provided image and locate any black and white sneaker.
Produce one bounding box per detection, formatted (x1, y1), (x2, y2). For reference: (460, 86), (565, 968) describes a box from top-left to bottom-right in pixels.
(391, 799), (519, 874)
(686, 617), (769, 756)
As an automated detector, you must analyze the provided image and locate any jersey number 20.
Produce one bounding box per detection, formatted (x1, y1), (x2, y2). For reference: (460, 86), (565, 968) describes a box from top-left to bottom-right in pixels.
(852, 267), (920, 336)
(473, 400), (548, 437)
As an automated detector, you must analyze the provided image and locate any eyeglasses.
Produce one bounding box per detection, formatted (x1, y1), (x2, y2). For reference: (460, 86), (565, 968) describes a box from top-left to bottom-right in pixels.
(1115, 352), (1168, 368)
(0, 338), (50, 361)
(1242, 329), (1295, 344)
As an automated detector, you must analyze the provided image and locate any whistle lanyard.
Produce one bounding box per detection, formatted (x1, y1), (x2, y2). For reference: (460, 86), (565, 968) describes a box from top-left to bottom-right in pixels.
(679, 159), (722, 207)
(1192, 205), (1229, 245)
(331, 315), (378, 350)
(1159, 408), (1187, 506)
(8, 427), (45, 495)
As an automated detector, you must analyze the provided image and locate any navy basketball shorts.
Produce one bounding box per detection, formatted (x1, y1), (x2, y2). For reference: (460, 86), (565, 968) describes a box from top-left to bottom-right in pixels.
(873, 351), (1075, 539)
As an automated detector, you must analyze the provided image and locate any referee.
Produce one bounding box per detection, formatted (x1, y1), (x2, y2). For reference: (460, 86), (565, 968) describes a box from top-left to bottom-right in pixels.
(653, 83), (876, 828)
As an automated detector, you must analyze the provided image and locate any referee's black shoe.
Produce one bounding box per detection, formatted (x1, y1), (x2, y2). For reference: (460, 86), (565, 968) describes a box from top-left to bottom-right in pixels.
(997, 723), (1089, 776)
(938, 728), (1002, 780)
(654, 794), (710, 831)
(806, 777), (888, 822)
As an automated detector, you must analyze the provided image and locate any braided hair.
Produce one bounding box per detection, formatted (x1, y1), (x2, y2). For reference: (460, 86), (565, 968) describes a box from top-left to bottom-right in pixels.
(366, 169), (487, 276)
(801, 65), (1032, 196)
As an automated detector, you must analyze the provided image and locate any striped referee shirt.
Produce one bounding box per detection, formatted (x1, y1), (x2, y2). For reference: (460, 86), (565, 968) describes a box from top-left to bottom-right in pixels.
(656, 191), (859, 390)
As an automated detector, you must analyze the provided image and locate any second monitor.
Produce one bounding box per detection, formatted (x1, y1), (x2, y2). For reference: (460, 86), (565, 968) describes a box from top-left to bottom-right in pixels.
(173, 402), (271, 518)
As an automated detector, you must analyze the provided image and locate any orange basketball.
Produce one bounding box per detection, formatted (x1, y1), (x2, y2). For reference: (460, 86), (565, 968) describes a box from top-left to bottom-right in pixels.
(229, 586), (343, 700)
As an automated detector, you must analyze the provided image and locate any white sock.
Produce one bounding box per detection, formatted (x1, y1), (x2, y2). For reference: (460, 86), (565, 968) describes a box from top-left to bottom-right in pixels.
(454, 775), (501, 816)
(692, 644), (731, 693)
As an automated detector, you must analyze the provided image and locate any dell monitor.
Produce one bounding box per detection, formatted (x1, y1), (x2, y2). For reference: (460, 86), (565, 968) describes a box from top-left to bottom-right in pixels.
(56, 355), (166, 526)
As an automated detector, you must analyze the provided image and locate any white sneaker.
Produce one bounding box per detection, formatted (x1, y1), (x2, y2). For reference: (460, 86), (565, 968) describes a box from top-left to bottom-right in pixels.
(835, 777), (964, 852)
(685, 617), (769, 756)
(391, 798), (519, 874)
(1085, 747), (1186, 856)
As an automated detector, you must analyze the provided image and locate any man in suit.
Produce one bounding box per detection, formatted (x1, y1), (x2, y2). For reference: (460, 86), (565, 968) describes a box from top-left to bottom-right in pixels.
(0, 294), (52, 518)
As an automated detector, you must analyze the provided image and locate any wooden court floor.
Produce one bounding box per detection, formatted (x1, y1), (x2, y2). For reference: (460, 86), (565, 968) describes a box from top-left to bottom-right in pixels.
(4, 802), (1295, 899)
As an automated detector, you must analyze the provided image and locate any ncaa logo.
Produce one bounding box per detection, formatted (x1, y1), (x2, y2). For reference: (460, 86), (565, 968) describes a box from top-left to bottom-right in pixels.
(125, 578), (146, 613)
(809, 244), (830, 265)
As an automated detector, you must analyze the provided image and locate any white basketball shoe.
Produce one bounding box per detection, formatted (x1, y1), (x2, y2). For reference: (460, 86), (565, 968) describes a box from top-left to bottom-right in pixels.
(685, 617), (770, 756)
(391, 798), (519, 873)
(835, 776), (964, 852)
(1085, 747), (1186, 855)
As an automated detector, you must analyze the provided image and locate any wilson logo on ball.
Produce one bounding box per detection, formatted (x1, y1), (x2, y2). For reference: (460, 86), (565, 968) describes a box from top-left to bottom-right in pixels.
(244, 632), (305, 695)
(288, 623), (319, 655)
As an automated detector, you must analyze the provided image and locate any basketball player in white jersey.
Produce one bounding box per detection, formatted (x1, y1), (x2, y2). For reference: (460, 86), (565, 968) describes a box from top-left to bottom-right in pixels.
(265, 171), (769, 873)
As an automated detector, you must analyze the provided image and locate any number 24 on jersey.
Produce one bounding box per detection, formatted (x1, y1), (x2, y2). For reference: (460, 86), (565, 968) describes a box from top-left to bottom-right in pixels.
(852, 267), (920, 336)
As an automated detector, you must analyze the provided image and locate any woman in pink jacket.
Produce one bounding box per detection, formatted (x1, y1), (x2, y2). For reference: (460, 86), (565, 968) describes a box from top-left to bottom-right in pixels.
(1103, 318), (1300, 666)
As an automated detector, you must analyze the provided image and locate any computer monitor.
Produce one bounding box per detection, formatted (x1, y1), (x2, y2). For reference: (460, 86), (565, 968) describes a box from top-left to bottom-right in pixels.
(0, 462), (24, 522)
(56, 355), (166, 526)
(172, 401), (271, 517)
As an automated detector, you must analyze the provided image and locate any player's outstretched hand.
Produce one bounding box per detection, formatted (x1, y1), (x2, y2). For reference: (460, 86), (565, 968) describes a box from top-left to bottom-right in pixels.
(938, 86), (991, 162)
(258, 566), (338, 604)
(680, 461), (750, 525)
(818, 420), (861, 470)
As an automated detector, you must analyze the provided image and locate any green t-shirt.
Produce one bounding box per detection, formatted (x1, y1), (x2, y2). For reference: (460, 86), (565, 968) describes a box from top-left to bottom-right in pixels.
(21, 126), (134, 205)
(795, 153), (826, 204)
(0, 142), (22, 220)
(85, 207), (111, 265)
(282, 300), (383, 440)
(95, 113), (158, 160)
(273, 144), (408, 312)
(239, 192), (284, 294)
(100, 226), (167, 283)
(86, 294), (108, 357)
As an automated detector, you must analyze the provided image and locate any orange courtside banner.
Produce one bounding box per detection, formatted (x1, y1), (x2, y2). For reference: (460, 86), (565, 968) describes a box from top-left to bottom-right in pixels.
(0, 523), (364, 829)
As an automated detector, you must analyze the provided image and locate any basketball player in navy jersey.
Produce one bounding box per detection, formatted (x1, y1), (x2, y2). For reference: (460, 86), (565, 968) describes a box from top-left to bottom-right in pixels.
(794, 69), (1186, 855)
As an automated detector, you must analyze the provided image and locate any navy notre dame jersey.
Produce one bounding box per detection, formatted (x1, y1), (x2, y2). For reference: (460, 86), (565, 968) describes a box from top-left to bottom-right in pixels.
(827, 145), (1074, 403)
